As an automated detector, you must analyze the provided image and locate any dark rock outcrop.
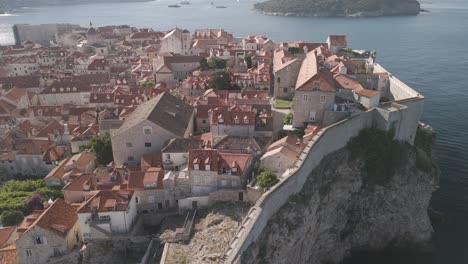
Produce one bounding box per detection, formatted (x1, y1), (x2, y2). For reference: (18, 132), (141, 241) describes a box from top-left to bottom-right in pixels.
(242, 147), (438, 264)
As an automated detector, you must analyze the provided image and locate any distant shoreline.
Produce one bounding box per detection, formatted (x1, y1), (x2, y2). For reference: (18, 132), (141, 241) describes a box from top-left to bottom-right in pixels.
(0, 0), (151, 14)
(255, 9), (426, 18)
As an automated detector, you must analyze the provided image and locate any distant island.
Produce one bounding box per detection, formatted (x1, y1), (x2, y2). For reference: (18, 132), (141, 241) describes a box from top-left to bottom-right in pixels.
(254, 0), (423, 17)
(0, 0), (149, 13)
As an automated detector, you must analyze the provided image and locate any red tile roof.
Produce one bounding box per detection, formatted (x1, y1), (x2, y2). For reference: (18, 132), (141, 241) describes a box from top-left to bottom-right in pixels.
(0, 244), (17, 264)
(77, 190), (133, 213)
(328, 35), (347, 46)
(0, 227), (15, 248)
(24, 199), (78, 237)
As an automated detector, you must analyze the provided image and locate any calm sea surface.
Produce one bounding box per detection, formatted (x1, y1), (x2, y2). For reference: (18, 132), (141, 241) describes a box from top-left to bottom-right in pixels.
(1, 0), (468, 263)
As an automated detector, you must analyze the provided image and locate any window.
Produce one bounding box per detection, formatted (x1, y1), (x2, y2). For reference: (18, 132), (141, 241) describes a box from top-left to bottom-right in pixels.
(283, 88), (288, 93)
(128, 156), (135, 162)
(135, 197), (139, 203)
(320, 95), (326, 103)
(312, 81), (320, 90)
(165, 154), (171, 160)
(148, 196), (155, 203)
(303, 95), (308, 102)
(25, 249), (33, 257)
(126, 142), (132, 147)
(34, 236), (46, 245)
(221, 180), (227, 187)
(194, 164), (199, 170)
(232, 180), (239, 187)
(145, 142), (151, 147)
(143, 127), (152, 135)
(205, 164), (211, 171)
(202, 119), (206, 124)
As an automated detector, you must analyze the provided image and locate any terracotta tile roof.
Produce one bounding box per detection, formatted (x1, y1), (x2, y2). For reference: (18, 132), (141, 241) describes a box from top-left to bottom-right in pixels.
(267, 135), (304, 152)
(77, 190), (133, 213)
(14, 138), (51, 155)
(65, 152), (96, 168)
(218, 152), (251, 176)
(44, 156), (71, 180)
(42, 145), (69, 162)
(62, 173), (93, 192)
(0, 76), (40, 89)
(162, 138), (203, 153)
(63, 74), (110, 85)
(354, 88), (380, 98)
(328, 35), (347, 46)
(3, 87), (31, 102)
(41, 81), (92, 94)
(140, 153), (163, 171)
(24, 199), (78, 237)
(92, 167), (124, 189)
(210, 108), (256, 126)
(289, 42), (328, 53)
(35, 120), (64, 137)
(273, 50), (298, 73)
(88, 59), (109, 71)
(188, 149), (219, 171)
(295, 52), (336, 92)
(0, 244), (17, 264)
(127, 171), (145, 190)
(195, 105), (227, 119)
(0, 227), (15, 248)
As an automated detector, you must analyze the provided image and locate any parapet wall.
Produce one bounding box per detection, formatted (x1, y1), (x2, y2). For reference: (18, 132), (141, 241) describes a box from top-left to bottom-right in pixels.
(223, 110), (375, 263)
(223, 64), (425, 263)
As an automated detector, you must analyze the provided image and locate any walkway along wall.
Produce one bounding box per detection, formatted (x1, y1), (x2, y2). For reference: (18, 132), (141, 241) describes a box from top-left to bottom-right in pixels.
(223, 64), (425, 263)
(223, 110), (375, 263)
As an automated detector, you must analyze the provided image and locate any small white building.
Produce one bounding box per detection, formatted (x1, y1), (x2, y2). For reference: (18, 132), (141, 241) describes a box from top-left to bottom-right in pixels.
(77, 190), (137, 241)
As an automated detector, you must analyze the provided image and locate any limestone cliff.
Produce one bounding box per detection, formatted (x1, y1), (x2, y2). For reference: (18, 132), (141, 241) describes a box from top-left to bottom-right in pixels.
(241, 147), (438, 264)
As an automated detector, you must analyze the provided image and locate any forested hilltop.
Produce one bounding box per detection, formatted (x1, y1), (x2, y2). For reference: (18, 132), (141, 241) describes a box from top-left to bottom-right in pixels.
(254, 0), (422, 17)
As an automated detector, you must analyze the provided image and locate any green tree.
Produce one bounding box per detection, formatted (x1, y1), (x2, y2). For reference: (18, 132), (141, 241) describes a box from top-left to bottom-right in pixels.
(80, 132), (113, 165)
(283, 113), (293, 125)
(244, 55), (253, 68)
(200, 58), (209, 71)
(209, 71), (234, 90)
(208, 57), (227, 69)
(1, 210), (24, 226)
(256, 170), (278, 190)
(141, 81), (155, 88)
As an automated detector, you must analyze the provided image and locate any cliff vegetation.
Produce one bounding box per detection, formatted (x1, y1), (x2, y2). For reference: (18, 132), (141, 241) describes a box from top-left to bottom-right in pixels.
(241, 128), (438, 264)
(254, 0), (422, 17)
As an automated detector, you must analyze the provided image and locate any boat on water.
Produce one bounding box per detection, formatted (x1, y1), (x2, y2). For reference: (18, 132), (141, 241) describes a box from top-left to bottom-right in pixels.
(180, 0), (190, 4)
(168, 4), (181, 7)
(216, 5), (227, 8)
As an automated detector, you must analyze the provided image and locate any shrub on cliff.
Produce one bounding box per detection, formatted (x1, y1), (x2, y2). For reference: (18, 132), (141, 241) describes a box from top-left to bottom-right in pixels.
(256, 170), (279, 190)
(347, 128), (406, 186)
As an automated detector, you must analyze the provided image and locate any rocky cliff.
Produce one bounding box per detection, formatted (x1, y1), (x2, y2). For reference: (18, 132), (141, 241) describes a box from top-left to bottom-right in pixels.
(241, 146), (438, 264)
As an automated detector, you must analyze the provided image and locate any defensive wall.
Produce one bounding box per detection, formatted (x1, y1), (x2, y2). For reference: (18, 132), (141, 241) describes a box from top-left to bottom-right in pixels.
(222, 64), (425, 263)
